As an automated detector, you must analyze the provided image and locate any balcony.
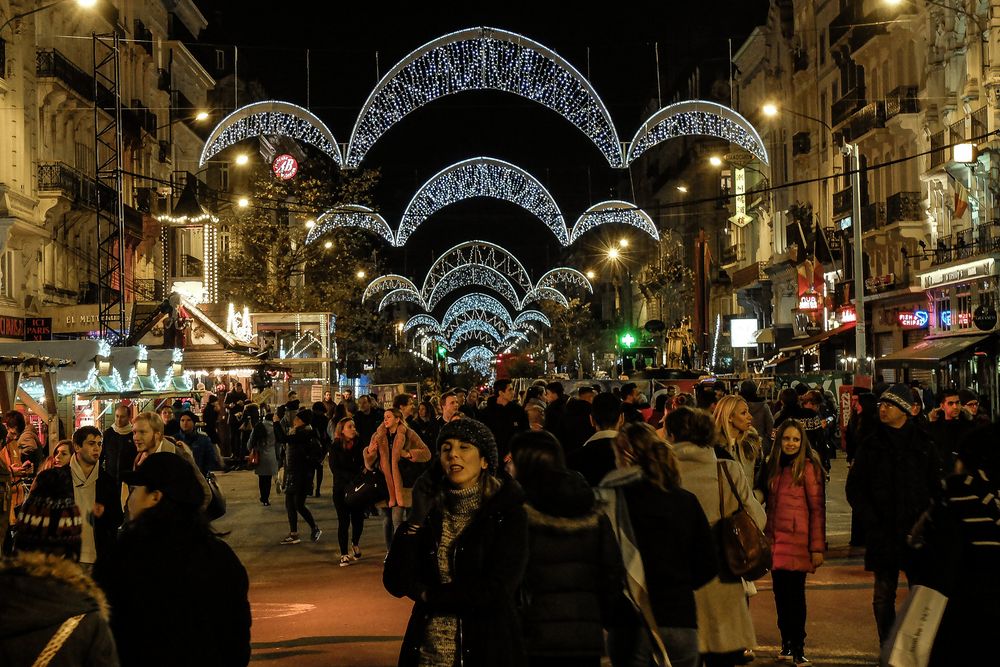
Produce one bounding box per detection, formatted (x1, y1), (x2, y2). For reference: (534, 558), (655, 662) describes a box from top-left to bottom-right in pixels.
(861, 202), (886, 233)
(931, 223), (1000, 265)
(886, 191), (922, 224)
(36, 49), (114, 108)
(792, 49), (809, 73)
(832, 85), (866, 128)
(844, 101), (885, 142)
(720, 243), (746, 268)
(885, 86), (918, 120)
(134, 19), (154, 57)
(38, 163), (112, 211)
(833, 187), (853, 218)
(929, 130), (946, 168)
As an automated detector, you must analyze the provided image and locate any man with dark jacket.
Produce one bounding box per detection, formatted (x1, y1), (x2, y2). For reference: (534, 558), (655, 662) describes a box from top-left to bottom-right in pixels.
(352, 395), (380, 450)
(620, 383), (643, 424)
(100, 402), (136, 484)
(479, 379), (528, 463)
(567, 393), (622, 486)
(542, 381), (570, 445)
(561, 387), (596, 457)
(927, 387), (975, 470)
(176, 411), (216, 476)
(846, 383), (942, 645)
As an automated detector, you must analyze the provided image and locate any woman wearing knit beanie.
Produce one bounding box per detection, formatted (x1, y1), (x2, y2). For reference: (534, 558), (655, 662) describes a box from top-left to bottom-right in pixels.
(383, 418), (528, 667)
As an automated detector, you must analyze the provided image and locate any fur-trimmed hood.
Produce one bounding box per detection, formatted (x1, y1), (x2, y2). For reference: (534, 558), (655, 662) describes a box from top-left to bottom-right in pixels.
(524, 502), (600, 531)
(522, 468), (598, 530)
(0, 551), (110, 638)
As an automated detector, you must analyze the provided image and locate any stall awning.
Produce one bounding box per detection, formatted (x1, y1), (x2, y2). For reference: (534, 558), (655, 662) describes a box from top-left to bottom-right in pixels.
(181, 349), (290, 373)
(876, 334), (993, 369)
(796, 322), (856, 349)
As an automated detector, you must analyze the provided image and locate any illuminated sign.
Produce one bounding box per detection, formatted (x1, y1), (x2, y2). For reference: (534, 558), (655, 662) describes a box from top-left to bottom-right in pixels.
(798, 294), (819, 310)
(898, 310), (929, 327)
(941, 311), (973, 328)
(839, 216), (852, 230)
(920, 258), (994, 288)
(730, 318), (758, 348)
(272, 154), (299, 180)
(839, 306), (857, 323)
(728, 167), (752, 228)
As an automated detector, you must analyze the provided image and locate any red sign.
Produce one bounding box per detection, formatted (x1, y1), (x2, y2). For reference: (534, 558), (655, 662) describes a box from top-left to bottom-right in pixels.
(839, 306), (857, 323)
(898, 310), (929, 328)
(272, 154), (298, 180)
(798, 294), (819, 310)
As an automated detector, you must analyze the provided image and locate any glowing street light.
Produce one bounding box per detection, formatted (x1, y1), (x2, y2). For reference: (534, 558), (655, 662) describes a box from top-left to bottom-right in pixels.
(585, 269), (596, 280)
(235, 154), (249, 166)
(618, 238), (629, 248)
(762, 102), (779, 117)
(356, 270), (366, 279)
(194, 110), (210, 122)
(305, 219), (316, 229)
(709, 155), (723, 167)
(608, 247), (620, 260)
(323, 241), (333, 249)
(676, 185), (688, 193)
(237, 197), (249, 208)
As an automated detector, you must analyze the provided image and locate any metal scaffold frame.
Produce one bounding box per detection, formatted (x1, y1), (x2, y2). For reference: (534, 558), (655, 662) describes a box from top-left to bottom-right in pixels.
(93, 32), (126, 342)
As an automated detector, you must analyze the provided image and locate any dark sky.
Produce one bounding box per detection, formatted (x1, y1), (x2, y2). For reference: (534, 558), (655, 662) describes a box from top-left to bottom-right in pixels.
(195, 1), (770, 280)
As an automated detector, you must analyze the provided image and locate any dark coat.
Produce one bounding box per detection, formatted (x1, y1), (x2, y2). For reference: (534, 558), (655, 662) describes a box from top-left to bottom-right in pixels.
(383, 476), (529, 667)
(284, 426), (319, 493)
(176, 428), (216, 475)
(329, 436), (364, 489)
(561, 397), (595, 457)
(543, 395), (569, 443)
(519, 470), (624, 658)
(353, 410), (381, 454)
(926, 415), (974, 472)
(93, 510), (251, 666)
(100, 426), (136, 482)
(0, 552), (118, 666)
(202, 403), (220, 444)
(408, 417), (439, 454)
(845, 419), (942, 571)
(479, 398), (529, 460)
(566, 433), (617, 487)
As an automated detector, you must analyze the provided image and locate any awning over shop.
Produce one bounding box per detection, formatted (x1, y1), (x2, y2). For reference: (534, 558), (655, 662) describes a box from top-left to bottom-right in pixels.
(875, 334), (993, 369)
(795, 322), (856, 350)
(182, 349), (291, 374)
(754, 328), (775, 344)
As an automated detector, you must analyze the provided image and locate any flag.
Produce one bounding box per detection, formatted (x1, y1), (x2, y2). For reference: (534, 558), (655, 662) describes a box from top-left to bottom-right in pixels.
(954, 180), (969, 218)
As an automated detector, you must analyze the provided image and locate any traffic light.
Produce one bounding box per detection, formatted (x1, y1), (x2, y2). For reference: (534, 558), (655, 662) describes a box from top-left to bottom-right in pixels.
(436, 345), (447, 359)
(620, 331), (637, 348)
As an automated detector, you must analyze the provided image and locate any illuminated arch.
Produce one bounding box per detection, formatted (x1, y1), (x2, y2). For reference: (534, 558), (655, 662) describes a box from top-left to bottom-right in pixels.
(422, 240), (534, 297)
(442, 294), (514, 331)
(442, 309), (515, 337)
(535, 267), (594, 294)
(363, 274), (420, 304)
(449, 320), (506, 347)
(397, 158), (569, 246)
(199, 100), (342, 167)
(345, 27), (623, 168)
(502, 331), (530, 346)
(523, 286), (570, 308)
(378, 288), (424, 311)
(403, 314), (441, 333)
(568, 200), (660, 244)
(306, 205), (395, 246)
(626, 100), (769, 166)
(514, 310), (551, 329)
(424, 266), (522, 311)
(458, 345), (497, 376)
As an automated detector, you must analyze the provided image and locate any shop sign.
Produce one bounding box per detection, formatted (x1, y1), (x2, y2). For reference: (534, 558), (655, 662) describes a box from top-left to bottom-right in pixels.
(973, 304), (998, 331)
(865, 273), (896, 294)
(898, 310), (929, 328)
(940, 310), (972, 328)
(920, 258), (994, 289)
(0, 316), (25, 339)
(839, 306), (857, 323)
(272, 154), (298, 180)
(798, 294), (819, 310)
(23, 318), (52, 341)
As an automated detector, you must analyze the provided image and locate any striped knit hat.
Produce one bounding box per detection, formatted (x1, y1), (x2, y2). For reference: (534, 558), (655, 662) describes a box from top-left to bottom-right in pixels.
(15, 467), (82, 561)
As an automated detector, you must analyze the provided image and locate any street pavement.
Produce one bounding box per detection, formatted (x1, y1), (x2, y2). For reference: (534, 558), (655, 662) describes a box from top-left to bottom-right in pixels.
(213, 457), (885, 666)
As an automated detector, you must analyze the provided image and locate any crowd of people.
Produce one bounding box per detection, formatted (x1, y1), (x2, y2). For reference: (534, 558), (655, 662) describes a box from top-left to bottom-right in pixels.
(0, 374), (996, 666)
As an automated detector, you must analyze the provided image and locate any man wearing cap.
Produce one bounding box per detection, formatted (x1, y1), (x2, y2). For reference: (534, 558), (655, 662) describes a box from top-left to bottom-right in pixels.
(846, 382), (943, 645)
(95, 453), (250, 666)
(69, 426), (123, 571)
(927, 387), (975, 469)
(958, 388), (990, 426)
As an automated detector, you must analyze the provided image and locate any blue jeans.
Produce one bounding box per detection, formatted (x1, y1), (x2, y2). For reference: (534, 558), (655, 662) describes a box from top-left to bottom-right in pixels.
(607, 625), (699, 667)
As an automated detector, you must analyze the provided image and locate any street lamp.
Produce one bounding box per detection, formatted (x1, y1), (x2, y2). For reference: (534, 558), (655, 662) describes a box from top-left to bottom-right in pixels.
(305, 219), (316, 229)
(761, 102), (833, 133)
(676, 185), (688, 193)
(709, 155), (724, 167)
(608, 247), (620, 260)
(235, 154), (250, 166)
(236, 197), (249, 208)
(323, 241), (333, 249)
(356, 270), (366, 280)
(0, 0), (95, 37)
(618, 238), (629, 248)
(585, 269), (596, 280)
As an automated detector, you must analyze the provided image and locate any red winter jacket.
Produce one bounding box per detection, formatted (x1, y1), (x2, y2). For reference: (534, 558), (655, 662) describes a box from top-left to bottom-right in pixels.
(764, 460), (826, 572)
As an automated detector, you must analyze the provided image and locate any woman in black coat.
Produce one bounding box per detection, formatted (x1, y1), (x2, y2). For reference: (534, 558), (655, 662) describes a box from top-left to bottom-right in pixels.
(329, 417), (366, 565)
(509, 430), (624, 666)
(281, 409), (322, 545)
(383, 419), (528, 667)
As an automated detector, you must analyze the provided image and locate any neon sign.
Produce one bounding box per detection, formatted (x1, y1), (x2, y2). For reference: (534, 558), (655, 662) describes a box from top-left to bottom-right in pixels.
(272, 154), (298, 180)
(798, 295), (819, 310)
(839, 306), (857, 323)
(898, 310), (929, 327)
(941, 310), (972, 328)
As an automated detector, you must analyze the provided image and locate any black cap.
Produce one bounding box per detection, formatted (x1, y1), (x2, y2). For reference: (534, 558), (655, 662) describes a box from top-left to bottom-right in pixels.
(122, 452), (206, 508)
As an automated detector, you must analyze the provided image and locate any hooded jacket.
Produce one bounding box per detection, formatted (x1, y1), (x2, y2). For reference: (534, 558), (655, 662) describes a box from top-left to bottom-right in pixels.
(0, 552), (118, 666)
(383, 474), (528, 667)
(519, 469), (625, 657)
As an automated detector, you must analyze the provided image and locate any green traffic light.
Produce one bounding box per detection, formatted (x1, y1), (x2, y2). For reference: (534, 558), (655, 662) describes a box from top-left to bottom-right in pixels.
(620, 332), (636, 348)
(437, 346), (447, 358)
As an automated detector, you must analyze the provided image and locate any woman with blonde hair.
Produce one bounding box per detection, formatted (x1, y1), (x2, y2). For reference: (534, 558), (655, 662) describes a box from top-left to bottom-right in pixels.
(713, 395), (762, 489)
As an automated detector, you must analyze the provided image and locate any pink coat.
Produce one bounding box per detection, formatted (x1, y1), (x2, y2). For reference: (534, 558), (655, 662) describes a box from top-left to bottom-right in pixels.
(764, 460), (826, 572)
(363, 424), (431, 508)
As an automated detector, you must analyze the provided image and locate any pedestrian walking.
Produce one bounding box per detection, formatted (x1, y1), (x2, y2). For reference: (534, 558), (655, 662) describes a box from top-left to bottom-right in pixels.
(762, 419), (826, 665)
(509, 430), (624, 667)
(600, 421), (717, 667)
(383, 419), (528, 667)
(1, 466), (118, 666)
(666, 406), (765, 667)
(244, 404), (278, 506)
(280, 408), (322, 544)
(202, 394), (221, 448)
(330, 417), (366, 566)
(311, 402), (331, 498)
(364, 407), (431, 551)
(94, 453), (251, 666)
(68, 426), (123, 571)
(738, 380), (774, 455)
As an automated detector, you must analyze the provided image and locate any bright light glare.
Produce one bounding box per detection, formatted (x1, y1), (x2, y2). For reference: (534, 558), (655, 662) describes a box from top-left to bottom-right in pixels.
(305, 219), (316, 229)
(76, 0), (98, 7)
(762, 103), (778, 117)
(618, 238), (629, 248)
(356, 270), (366, 279)
(585, 270), (596, 279)
(676, 185), (688, 193)
(953, 143), (975, 163)
(195, 111), (210, 122)
(608, 248), (620, 260)
(323, 241), (333, 249)
(235, 154), (249, 166)
(237, 197), (249, 208)
(709, 155), (723, 167)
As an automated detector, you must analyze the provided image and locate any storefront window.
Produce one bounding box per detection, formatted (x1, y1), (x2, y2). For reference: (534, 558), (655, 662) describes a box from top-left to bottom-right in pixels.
(955, 287), (973, 330)
(933, 290), (951, 332)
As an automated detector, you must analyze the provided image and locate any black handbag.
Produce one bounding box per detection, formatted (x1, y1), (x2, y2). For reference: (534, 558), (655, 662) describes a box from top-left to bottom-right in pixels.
(205, 472), (227, 520)
(345, 467), (388, 509)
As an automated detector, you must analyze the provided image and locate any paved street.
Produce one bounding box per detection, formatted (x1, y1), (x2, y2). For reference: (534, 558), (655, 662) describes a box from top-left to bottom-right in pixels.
(213, 458), (883, 666)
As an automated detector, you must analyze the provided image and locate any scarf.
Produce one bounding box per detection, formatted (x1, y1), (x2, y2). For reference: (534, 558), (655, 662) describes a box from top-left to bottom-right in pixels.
(69, 456), (99, 564)
(111, 423), (133, 436)
(598, 466), (673, 667)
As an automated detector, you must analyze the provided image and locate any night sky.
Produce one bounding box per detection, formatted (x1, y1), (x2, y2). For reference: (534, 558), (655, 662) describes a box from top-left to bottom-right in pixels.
(194, 1), (769, 279)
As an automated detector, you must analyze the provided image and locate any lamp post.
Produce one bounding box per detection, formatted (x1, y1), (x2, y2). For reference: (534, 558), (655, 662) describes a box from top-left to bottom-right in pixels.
(845, 142), (868, 379)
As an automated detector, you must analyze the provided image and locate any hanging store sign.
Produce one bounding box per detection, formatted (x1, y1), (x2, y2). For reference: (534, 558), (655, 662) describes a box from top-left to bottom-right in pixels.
(0, 316), (24, 339)
(839, 306), (857, 323)
(798, 293), (819, 310)
(728, 167), (753, 228)
(898, 310), (929, 328)
(973, 304), (997, 331)
(272, 154), (299, 180)
(920, 259), (994, 289)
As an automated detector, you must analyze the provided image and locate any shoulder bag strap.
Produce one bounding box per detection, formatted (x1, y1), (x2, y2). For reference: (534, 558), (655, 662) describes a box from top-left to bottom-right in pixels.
(717, 461), (726, 518)
(32, 614), (86, 667)
(719, 460), (745, 511)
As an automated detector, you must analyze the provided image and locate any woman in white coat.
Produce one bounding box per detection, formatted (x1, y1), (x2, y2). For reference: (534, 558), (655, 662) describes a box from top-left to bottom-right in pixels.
(665, 406), (766, 667)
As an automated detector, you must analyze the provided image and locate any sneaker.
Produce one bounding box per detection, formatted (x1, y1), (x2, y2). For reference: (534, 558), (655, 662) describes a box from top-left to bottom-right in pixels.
(777, 642), (793, 660)
(793, 649), (811, 666)
(352, 545), (362, 559)
(310, 527), (322, 542)
(280, 534), (301, 545)
(339, 554), (353, 567)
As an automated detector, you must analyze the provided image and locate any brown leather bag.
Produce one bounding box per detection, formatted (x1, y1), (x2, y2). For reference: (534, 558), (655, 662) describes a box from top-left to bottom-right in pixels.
(716, 461), (772, 582)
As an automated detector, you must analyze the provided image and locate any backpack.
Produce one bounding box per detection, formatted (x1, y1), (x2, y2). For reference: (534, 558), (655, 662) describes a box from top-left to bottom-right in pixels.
(305, 434), (324, 466)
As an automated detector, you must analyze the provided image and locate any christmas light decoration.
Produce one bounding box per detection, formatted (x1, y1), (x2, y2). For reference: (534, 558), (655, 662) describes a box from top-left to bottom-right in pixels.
(226, 303), (254, 342)
(306, 205), (396, 246)
(568, 200), (660, 244)
(422, 240), (535, 298)
(378, 288), (425, 312)
(535, 267), (594, 294)
(363, 274), (420, 303)
(442, 293), (515, 331)
(450, 327), (504, 348)
(199, 101), (342, 167)
(449, 320), (506, 347)
(458, 345), (497, 377)
(344, 28), (623, 169)
(502, 331), (529, 346)
(203, 224), (219, 303)
(522, 286), (569, 308)
(442, 310), (515, 337)
(403, 314), (441, 333)
(626, 100), (769, 166)
(425, 265), (522, 311)
(396, 158), (570, 246)
(514, 310), (551, 328)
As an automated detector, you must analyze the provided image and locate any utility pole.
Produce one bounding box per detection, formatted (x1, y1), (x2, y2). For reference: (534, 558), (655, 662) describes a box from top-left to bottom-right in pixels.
(846, 143), (867, 379)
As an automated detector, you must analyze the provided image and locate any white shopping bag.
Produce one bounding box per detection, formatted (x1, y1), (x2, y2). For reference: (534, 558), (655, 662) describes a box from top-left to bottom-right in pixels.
(882, 585), (948, 667)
